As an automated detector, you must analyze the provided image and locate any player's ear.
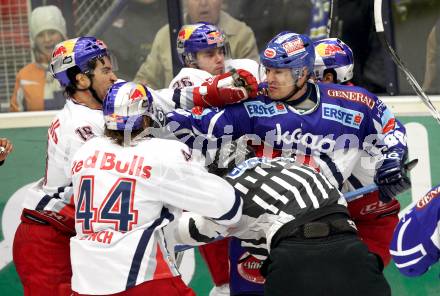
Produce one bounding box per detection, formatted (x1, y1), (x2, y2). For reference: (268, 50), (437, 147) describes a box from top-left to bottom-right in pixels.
(75, 73), (91, 88)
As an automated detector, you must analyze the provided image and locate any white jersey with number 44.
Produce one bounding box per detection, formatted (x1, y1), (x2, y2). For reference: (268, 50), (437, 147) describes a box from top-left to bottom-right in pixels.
(69, 136), (240, 294)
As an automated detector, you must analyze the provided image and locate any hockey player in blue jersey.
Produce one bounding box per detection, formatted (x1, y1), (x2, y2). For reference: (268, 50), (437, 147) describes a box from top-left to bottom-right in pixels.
(166, 31), (410, 295)
(390, 184), (440, 276)
(168, 31), (410, 203)
(313, 37), (407, 268)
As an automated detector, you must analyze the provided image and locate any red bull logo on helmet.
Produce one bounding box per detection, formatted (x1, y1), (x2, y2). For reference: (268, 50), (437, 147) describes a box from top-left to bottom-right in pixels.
(52, 39), (77, 58)
(52, 45), (67, 58)
(129, 84), (147, 101)
(206, 31), (224, 45)
(316, 43), (344, 57)
(178, 26), (197, 41)
(178, 29), (186, 40)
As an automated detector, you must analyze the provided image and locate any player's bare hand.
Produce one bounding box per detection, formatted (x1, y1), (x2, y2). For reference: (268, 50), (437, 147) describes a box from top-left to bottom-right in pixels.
(0, 138), (13, 162)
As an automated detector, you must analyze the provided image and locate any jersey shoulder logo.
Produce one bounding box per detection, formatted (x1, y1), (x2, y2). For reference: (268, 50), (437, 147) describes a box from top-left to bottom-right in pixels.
(326, 89), (375, 109)
(322, 103), (364, 129)
(416, 186), (440, 209)
(244, 101), (288, 118)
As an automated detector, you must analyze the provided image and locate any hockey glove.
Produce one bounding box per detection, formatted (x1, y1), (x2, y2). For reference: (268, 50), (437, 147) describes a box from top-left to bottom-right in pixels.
(193, 69), (258, 108)
(374, 147), (412, 203)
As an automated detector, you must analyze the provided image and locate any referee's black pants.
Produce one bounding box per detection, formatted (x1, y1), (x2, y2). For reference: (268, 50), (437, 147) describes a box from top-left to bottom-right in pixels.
(264, 233), (391, 296)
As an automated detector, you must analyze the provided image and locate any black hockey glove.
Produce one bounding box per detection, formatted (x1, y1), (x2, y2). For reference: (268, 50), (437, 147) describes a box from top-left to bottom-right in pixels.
(374, 147), (412, 203)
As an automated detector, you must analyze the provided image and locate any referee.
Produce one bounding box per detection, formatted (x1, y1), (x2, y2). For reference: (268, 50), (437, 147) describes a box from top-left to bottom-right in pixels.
(176, 143), (391, 296)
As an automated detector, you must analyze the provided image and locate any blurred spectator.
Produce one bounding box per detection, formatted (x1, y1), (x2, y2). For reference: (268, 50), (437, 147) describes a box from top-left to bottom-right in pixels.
(9, 5), (66, 112)
(0, 138), (13, 166)
(423, 18), (440, 93)
(100, 0), (167, 81)
(134, 0), (259, 89)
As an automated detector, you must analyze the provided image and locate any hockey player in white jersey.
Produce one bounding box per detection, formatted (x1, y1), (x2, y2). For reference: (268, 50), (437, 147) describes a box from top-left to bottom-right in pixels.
(170, 22), (259, 296)
(11, 34), (255, 296)
(69, 81), (241, 295)
(171, 22), (259, 94)
(13, 37), (118, 296)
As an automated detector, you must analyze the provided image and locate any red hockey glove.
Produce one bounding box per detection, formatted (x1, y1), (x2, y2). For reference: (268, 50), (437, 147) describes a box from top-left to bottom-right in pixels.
(235, 69), (258, 97)
(193, 69), (258, 107)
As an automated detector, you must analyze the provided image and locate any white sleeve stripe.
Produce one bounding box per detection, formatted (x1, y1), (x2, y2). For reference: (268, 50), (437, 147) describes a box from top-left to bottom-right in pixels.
(207, 110), (225, 137)
(431, 222), (440, 250)
(390, 244), (426, 257)
(394, 257), (424, 269)
(396, 218), (412, 252)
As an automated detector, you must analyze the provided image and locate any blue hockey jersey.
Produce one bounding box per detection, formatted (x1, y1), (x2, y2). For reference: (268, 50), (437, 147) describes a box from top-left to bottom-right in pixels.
(167, 82), (406, 189)
(390, 185), (440, 277)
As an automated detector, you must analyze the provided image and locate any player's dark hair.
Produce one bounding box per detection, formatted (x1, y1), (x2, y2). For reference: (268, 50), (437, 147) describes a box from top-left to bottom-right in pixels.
(323, 68), (338, 84)
(104, 116), (151, 146)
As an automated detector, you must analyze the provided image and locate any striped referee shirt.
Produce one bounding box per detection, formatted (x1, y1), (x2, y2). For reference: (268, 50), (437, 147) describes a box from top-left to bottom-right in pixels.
(225, 157), (349, 258)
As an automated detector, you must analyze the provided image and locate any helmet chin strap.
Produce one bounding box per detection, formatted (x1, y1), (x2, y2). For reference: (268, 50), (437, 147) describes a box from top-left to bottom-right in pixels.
(272, 70), (304, 102)
(282, 69), (309, 102)
(279, 75), (304, 102)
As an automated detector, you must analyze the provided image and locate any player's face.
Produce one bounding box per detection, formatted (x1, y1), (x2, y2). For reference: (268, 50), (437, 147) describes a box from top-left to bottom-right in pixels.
(322, 72), (336, 84)
(34, 29), (64, 62)
(186, 0), (222, 24)
(265, 68), (295, 100)
(196, 47), (225, 75)
(91, 56), (118, 100)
